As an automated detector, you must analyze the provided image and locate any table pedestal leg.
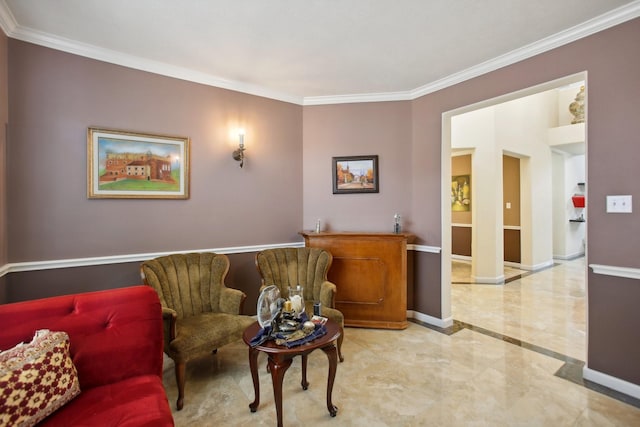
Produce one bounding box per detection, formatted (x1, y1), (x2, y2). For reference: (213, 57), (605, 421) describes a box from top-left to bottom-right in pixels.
(248, 346), (260, 412)
(321, 343), (339, 417)
(268, 355), (293, 427)
(301, 354), (309, 390)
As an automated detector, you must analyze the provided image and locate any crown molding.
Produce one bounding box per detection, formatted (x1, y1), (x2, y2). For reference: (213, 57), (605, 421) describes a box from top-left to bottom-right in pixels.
(408, 1), (640, 101)
(0, 0), (303, 105)
(0, 0), (16, 35)
(1, 1), (639, 106)
(303, 90), (413, 106)
(307, 1), (640, 105)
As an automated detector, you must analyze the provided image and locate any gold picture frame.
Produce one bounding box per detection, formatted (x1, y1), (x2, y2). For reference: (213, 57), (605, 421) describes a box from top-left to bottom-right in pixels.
(87, 127), (190, 199)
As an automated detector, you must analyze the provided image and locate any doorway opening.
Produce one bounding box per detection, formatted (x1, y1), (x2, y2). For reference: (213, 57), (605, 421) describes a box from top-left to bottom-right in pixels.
(441, 72), (587, 359)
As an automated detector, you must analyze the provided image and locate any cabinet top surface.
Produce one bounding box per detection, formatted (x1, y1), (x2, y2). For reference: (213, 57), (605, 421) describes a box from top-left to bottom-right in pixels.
(300, 230), (415, 241)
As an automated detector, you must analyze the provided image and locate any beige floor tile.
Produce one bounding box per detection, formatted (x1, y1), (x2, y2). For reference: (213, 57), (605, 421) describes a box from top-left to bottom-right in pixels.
(163, 257), (640, 426)
(451, 258), (587, 361)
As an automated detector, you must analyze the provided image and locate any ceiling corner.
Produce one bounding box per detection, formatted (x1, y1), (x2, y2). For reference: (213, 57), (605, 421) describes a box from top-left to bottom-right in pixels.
(0, 0), (17, 36)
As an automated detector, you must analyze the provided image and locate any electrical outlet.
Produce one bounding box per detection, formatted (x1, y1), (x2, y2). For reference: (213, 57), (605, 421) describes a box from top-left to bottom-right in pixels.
(606, 195), (632, 213)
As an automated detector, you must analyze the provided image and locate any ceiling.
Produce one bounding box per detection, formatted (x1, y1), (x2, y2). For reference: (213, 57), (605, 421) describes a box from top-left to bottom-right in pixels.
(1, 0), (638, 105)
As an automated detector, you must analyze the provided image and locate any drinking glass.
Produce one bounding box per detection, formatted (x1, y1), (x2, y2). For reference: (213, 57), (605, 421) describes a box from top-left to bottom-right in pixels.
(288, 285), (305, 319)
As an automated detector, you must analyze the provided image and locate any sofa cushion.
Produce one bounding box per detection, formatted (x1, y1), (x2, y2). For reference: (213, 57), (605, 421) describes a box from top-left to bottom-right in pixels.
(0, 330), (81, 427)
(39, 374), (173, 427)
(0, 286), (165, 390)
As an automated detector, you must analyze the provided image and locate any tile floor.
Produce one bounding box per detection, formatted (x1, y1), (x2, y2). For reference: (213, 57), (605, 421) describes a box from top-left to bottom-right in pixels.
(451, 258), (586, 361)
(451, 260), (528, 284)
(163, 257), (640, 426)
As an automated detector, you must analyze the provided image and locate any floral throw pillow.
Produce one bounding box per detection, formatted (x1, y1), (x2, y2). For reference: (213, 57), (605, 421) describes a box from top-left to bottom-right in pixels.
(0, 330), (81, 426)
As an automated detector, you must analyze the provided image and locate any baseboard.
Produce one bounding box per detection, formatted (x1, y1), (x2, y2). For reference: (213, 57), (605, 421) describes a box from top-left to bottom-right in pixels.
(518, 259), (555, 272)
(407, 310), (453, 328)
(472, 275), (506, 284)
(553, 251), (585, 261)
(583, 366), (640, 400)
(503, 261), (522, 269)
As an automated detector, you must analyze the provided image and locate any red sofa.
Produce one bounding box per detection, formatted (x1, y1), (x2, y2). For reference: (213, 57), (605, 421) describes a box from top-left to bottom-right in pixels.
(0, 286), (174, 426)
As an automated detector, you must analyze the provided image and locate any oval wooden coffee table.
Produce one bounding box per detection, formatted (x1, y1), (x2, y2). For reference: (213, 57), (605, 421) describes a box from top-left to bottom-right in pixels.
(242, 319), (341, 427)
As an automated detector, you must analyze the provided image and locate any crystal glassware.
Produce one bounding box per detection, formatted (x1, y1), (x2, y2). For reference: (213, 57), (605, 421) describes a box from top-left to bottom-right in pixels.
(288, 285), (305, 319)
(257, 285), (281, 329)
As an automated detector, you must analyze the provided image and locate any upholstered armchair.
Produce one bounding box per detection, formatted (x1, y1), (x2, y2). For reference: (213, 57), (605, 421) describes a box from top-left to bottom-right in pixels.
(141, 252), (254, 410)
(255, 247), (344, 362)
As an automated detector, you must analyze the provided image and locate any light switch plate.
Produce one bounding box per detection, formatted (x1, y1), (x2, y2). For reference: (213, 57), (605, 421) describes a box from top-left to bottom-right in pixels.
(606, 195), (632, 213)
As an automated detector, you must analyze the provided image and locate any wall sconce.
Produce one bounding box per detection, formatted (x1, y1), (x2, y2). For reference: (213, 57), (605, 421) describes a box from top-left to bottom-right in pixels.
(232, 129), (246, 168)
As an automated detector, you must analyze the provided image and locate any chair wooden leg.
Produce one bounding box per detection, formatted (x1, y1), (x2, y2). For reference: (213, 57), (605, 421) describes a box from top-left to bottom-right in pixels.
(337, 328), (344, 362)
(175, 361), (186, 410)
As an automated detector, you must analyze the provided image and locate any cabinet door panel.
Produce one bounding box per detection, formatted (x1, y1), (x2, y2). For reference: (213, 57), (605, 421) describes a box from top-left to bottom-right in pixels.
(331, 257), (386, 304)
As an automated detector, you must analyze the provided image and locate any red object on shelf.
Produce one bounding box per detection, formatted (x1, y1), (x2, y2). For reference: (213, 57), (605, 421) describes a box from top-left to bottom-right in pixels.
(572, 195), (585, 208)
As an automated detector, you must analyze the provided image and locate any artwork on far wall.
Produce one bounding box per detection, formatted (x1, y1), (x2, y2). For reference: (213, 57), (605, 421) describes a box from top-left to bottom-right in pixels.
(332, 155), (379, 194)
(87, 127), (190, 199)
(451, 175), (471, 211)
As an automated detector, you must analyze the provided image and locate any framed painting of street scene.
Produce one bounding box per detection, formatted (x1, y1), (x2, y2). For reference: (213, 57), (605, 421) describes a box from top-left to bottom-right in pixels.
(87, 127), (190, 199)
(332, 155), (379, 194)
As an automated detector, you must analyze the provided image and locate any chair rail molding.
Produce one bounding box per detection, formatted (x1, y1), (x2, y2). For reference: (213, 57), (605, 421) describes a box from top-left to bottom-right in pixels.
(589, 264), (640, 280)
(0, 242), (306, 275)
(408, 244), (441, 253)
(0, 242), (441, 277)
(0, 242), (440, 276)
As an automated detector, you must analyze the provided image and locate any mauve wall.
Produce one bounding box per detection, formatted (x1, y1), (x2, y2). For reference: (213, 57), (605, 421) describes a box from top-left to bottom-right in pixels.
(302, 102), (413, 233)
(4, 252), (264, 317)
(8, 40), (303, 260)
(301, 18), (640, 384)
(3, 18), (640, 387)
(6, 39), (302, 303)
(410, 18), (640, 383)
(0, 30), (7, 302)
(302, 102), (415, 310)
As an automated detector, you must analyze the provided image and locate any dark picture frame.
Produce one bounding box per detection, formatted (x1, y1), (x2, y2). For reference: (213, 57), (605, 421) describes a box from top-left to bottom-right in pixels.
(332, 155), (379, 194)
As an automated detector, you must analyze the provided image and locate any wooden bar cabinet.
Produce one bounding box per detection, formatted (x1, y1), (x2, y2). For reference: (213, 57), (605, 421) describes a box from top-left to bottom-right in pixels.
(300, 231), (414, 329)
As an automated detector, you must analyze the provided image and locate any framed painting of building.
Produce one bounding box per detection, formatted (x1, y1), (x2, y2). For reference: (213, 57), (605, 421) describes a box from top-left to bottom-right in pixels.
(332, 155), (379, 194)
(87, 127), (190, 199)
